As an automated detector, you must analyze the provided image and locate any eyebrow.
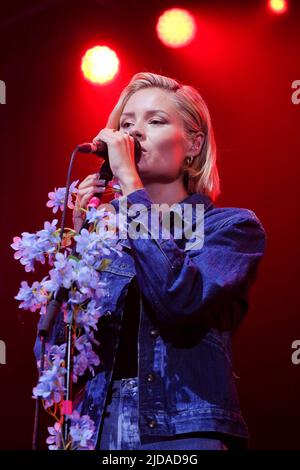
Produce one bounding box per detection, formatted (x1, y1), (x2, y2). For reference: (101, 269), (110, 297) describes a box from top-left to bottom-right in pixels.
(120, 109), (171, 118)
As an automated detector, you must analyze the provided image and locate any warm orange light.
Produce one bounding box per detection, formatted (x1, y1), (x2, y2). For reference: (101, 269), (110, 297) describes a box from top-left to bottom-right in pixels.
(156, 8), (196, 48)
(268, 0), (288, 14)
(81, 46), (119, 84)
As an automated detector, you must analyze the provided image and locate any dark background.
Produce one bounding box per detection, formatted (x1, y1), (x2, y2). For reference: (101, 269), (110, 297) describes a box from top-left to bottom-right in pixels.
(1, 0), (299, 450)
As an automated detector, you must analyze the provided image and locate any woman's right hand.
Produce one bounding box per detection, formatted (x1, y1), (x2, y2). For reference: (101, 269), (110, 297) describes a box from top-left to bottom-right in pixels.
(73, 173), (106, 232)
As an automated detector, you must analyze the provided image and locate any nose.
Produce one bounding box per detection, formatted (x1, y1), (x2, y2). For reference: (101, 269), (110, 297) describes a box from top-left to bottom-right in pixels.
(128, 128), (143, 140)
(126, 118), (145, 139)
(126, 128), (145, 159)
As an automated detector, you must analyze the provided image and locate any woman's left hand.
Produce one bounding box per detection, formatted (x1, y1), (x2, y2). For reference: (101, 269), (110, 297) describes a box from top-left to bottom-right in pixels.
(93, 128), (144, 195)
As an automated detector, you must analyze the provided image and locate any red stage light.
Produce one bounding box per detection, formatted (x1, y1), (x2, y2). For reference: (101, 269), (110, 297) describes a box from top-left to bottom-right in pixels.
(156, 8), (196, 48)
(81, 46), (119, 84)
(268, 0), (288, 14)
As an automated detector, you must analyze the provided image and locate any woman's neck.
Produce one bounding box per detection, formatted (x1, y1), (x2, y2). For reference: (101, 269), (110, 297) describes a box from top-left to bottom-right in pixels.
(143, 179), (188, 206)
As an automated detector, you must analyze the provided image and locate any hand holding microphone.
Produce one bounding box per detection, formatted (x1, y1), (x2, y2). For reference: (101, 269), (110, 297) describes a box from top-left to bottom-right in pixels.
(77, 130), (142, 168)
(74, 130), (143, 231)
(95, 128), (144, 198)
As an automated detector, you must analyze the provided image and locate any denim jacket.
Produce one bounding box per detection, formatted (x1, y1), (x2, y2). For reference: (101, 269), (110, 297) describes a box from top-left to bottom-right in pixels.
(34, 189), (266, 448)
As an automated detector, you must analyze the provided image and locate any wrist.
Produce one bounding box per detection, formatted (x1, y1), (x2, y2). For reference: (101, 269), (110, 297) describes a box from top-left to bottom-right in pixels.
(118, 173), (144, 196)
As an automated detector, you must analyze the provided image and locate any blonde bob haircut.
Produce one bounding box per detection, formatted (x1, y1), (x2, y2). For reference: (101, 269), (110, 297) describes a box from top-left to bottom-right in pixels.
(106, 72), (220, 201)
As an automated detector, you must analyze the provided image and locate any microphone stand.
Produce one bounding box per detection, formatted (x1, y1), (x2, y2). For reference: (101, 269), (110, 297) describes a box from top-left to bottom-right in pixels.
(33, 155), (113, 450)
(61, 159), (114, 447)
(33, 137), (141, 450)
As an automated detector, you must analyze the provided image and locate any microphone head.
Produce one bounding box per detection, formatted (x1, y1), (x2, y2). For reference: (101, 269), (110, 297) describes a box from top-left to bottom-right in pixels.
(77, 137), (141, 161)
(76, 142), (104, 154)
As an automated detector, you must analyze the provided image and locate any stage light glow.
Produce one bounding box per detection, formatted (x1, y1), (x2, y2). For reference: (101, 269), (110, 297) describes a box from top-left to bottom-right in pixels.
(81, 46), (119, 84)
(268, 0), (288, 14)
(156, 8), (196, 48)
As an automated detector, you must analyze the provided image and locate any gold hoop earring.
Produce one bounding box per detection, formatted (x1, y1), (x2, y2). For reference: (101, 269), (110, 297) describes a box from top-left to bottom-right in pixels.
(185, 156), (194, 166)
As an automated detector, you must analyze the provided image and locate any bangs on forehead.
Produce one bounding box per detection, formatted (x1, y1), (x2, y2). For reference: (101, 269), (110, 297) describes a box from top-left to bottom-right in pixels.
(121, 87), (182, 121)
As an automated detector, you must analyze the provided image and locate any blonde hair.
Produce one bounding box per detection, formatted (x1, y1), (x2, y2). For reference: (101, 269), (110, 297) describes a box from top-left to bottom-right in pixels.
(106, 72), (220, 201)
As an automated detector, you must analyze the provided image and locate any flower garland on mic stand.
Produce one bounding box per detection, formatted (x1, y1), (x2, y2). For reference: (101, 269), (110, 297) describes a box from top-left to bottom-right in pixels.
(11, 178), (124, 450)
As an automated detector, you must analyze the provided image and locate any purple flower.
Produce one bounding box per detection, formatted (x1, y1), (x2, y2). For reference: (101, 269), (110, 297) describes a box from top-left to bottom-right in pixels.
(49, 344), (66, 366)
(11, 220), (60, 272)
(75, 261), (102, 297)
(15, 280), (48, 312)
(73, 335), (100, 381)
(85, 207), (105, 225)
(46, 180), (78, 214)
(76, 300), (102, 333)
(46, 422), (62, 450)
(36, 219), (59, 254)
(74, 229), (104, 266)
(33, 364), (66, 408)
(67, 290), (90, 307)
(69, 411), (95, 450)
(74, 217), (123, 267)
(11, 233), (42, 272)
(95, 213), (125, 256)
(48, 252), (77, 290)
(73, 353), (88, 381)
(76, 333), (99, 352)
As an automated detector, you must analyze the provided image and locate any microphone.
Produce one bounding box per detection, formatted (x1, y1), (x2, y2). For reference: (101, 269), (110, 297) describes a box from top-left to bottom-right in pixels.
(77, 138), (142, 162)
(77, 141), (108, 156)
(77, 137), (142, 208)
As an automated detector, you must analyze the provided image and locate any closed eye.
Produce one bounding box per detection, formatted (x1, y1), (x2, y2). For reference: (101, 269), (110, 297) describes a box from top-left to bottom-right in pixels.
(150, 120), (166, 124)
(120, 119), (167, 128)
(120, 122), (132, 128)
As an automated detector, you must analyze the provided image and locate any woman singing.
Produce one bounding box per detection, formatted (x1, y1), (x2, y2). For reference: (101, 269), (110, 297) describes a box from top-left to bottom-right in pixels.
(43, 72), (266, 450)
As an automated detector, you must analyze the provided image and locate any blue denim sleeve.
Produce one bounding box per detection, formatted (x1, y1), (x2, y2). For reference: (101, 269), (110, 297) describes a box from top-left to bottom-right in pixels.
(125, 189), (266, 326)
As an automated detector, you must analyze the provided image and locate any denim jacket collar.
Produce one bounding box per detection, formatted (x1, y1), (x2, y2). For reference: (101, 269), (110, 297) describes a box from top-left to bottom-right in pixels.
(110, 190), (213, 250)
(179, 192), (213, 212)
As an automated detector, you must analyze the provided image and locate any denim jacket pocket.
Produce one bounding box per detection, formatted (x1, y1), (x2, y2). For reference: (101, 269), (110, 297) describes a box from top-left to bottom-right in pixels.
(202, 330), (233, 367)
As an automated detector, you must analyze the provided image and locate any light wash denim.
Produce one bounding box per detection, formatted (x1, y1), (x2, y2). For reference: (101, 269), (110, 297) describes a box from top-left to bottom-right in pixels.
(98, 378), (228, 450)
